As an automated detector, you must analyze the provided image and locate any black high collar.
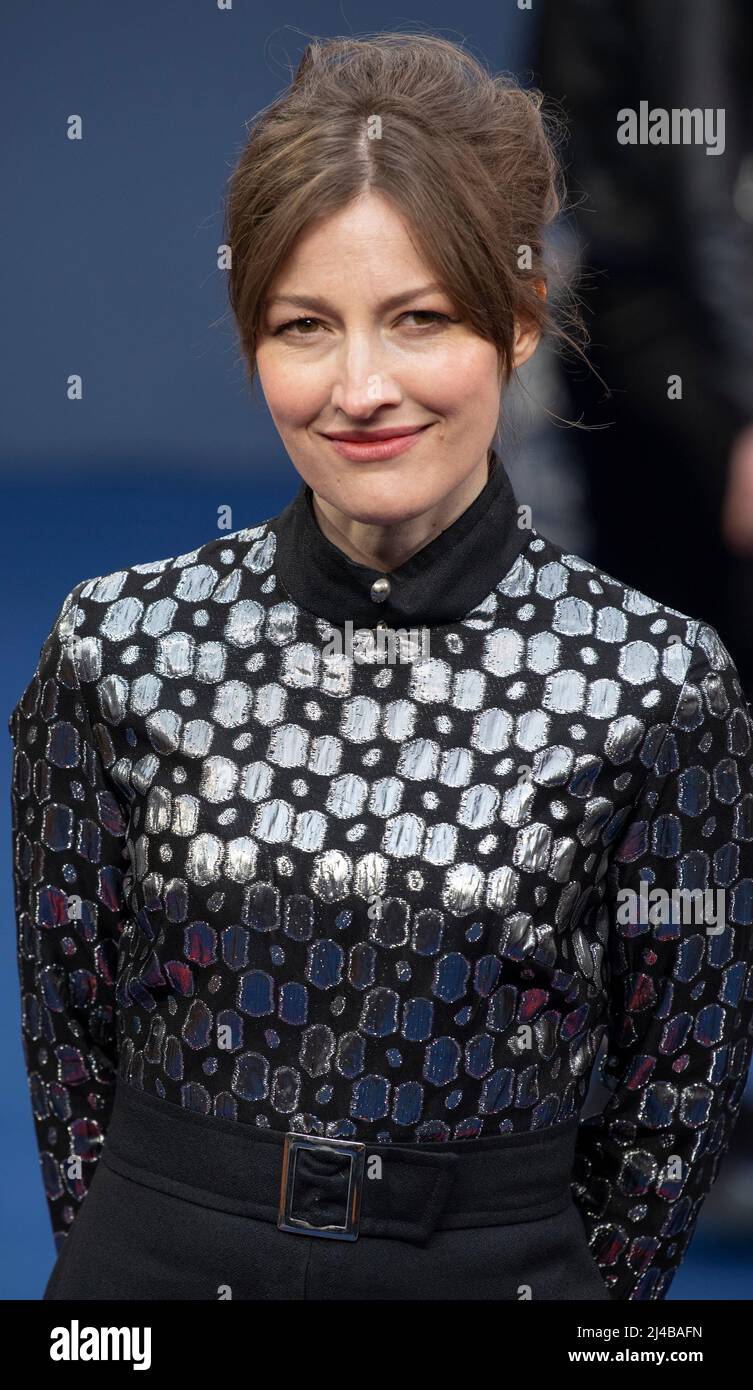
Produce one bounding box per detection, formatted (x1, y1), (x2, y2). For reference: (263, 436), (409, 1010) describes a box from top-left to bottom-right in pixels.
(271, 449), (528, 629)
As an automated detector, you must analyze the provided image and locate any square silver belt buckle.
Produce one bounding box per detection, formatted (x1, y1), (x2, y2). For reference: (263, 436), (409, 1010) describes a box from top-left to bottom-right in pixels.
(278, 1132), (367, 1240)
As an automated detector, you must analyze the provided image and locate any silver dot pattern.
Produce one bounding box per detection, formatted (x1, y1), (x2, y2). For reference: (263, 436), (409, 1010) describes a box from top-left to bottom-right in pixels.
(8, 515), (753, 1299)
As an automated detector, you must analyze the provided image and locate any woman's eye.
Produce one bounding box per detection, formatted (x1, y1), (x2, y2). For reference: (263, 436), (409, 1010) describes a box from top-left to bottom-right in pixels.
(399, 311), (453, 329)
(271, 310), (454, 338)
(273, 317), (321, 337)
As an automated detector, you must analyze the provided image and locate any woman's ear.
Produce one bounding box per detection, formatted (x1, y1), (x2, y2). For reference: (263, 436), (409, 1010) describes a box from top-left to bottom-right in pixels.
(512, 279), (547, 371)
(511, 317), (541, 370)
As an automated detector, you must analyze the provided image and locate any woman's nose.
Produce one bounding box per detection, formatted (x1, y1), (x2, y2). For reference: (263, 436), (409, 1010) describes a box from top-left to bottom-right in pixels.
(329, 336), (403, 415)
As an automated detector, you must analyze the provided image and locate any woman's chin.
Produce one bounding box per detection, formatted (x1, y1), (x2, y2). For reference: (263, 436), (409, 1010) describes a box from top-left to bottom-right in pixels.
(321, 484), (437, 527)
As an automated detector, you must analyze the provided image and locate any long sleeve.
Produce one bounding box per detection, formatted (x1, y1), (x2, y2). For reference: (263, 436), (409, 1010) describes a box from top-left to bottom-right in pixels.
(8, 580), (130, 1251)
(572, 620), (753, 1300)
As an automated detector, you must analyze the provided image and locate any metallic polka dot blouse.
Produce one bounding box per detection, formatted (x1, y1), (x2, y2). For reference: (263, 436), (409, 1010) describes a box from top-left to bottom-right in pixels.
(9, 452), (753, 1298)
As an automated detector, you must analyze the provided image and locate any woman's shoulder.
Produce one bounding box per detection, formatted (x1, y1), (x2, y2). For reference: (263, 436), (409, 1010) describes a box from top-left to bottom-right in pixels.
(59, 518), (279, 637)
(8, 521), (279, 733)
(518, 526), (743, 726)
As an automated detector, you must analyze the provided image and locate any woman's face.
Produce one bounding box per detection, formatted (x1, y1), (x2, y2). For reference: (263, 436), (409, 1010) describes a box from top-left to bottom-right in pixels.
(256, 189), (540, 527)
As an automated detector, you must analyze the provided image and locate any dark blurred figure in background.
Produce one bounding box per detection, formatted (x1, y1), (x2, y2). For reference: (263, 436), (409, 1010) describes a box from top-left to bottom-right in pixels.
(535, 0), (753, 694)
(534, 0), (753, 1253)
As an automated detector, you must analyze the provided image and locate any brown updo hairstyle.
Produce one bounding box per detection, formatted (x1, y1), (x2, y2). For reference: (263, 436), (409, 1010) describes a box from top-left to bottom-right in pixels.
(223, 30), (592, 418)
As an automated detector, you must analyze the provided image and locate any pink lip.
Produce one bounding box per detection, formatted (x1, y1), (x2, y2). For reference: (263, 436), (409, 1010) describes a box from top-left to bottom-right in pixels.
(322, 424), (432, 461)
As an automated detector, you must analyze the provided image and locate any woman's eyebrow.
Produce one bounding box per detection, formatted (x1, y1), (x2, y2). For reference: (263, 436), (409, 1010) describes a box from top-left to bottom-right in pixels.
(265, 283), (445, 314)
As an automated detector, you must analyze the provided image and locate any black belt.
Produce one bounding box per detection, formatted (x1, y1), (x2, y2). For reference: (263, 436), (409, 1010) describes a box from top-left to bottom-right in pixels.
(101, 1081), (581, 1245)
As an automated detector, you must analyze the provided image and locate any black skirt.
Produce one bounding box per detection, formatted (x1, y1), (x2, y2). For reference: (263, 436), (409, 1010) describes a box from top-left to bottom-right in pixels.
(43, 1081), (613, 1302)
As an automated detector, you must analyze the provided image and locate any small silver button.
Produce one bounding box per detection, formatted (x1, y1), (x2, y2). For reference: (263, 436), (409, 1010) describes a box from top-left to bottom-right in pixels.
(370, 576), (391, 603)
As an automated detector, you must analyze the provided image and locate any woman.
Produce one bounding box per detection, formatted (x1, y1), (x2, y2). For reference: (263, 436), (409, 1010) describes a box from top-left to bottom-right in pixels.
(9, 32), (753, 1302)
